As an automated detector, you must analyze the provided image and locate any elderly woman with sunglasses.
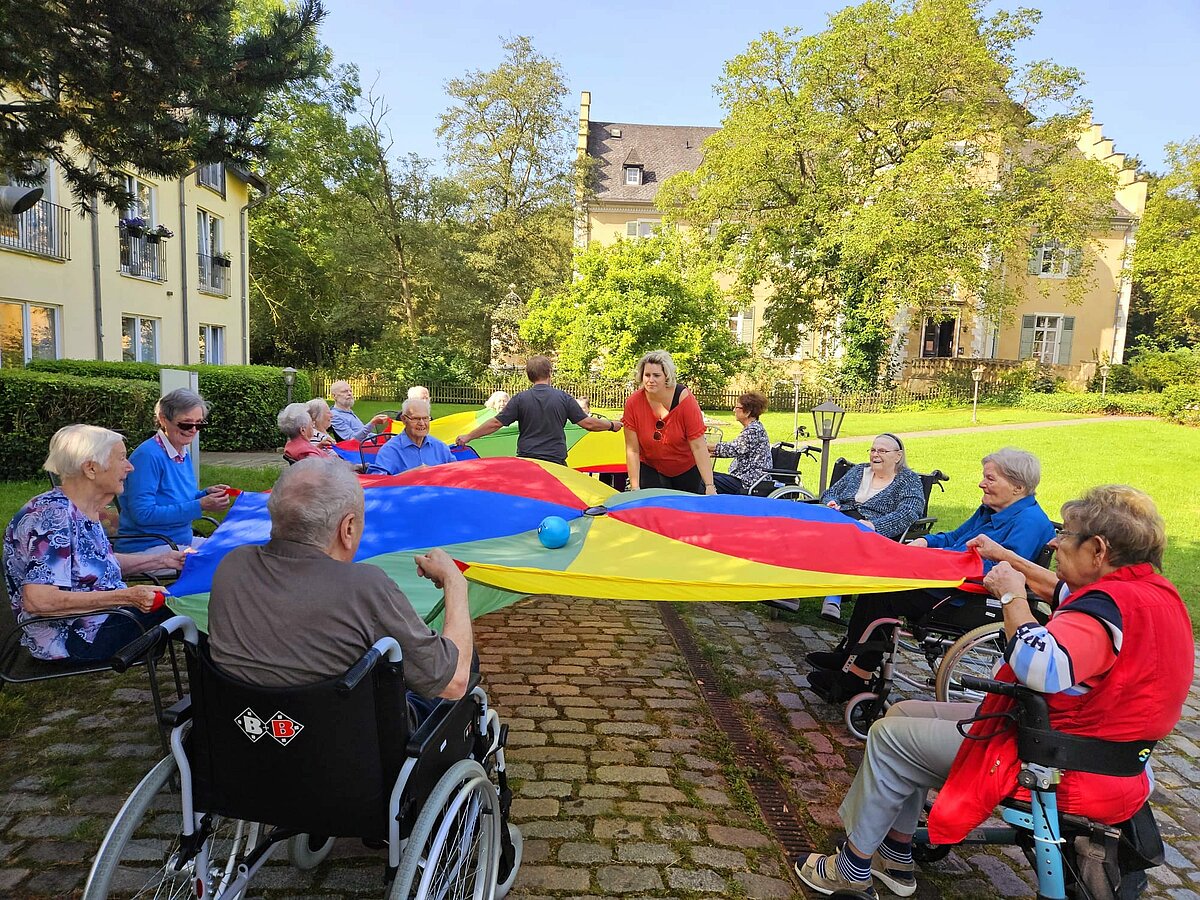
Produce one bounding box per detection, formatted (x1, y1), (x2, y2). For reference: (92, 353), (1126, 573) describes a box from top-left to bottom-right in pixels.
(118, 388), (231, 551)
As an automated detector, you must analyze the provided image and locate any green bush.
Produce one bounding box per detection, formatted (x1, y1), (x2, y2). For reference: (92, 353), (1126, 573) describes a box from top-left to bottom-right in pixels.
(1014, 391), (1163, 416)
(1128, 348), (1200, 391)
(1161, 383), (1200, 425)
(1086, 363), (1141, 394)
(0, 370), (159, 480)
(26, 361), (313, 452)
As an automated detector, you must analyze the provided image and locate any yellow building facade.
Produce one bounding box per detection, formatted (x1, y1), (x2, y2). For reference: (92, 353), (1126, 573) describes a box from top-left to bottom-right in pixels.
(2, 150), (262, 369)
(574, 92), (1145, 374)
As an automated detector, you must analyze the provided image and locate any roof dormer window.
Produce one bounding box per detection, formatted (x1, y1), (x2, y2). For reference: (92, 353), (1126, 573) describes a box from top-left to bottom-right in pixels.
(624, 166), (642, 186)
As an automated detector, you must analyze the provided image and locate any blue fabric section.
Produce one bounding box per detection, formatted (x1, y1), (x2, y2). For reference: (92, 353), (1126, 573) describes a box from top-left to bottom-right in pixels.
(921, 495), (1055, 570)
(118, 437), (204, 550)
(367, 433), (455, 475)
(608, 491), (874, 529)
(170, 485), (581, 599)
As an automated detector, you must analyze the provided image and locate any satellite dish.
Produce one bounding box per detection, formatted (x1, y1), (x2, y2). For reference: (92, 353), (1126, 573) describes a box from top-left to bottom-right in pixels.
(0, 186), (44, 216)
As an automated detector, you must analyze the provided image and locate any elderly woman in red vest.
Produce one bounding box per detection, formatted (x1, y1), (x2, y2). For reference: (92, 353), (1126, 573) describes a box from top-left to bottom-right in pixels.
(795, 485), (1193, 898)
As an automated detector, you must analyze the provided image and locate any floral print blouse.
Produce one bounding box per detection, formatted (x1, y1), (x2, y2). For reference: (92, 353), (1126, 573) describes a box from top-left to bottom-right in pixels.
(711, 420), (773, 491)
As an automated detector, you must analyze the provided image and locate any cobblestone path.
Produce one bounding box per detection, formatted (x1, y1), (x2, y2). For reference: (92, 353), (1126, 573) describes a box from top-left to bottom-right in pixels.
(1, 597), (1198, 898)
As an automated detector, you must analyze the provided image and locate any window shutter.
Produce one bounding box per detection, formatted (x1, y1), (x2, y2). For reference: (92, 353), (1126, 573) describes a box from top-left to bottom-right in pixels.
(1018, 315), (1036, 359)
(1068, 247), (1083, 276)
(1027, 244), (1041, 275)
(1057, 316), (1075, 364)
(626, 221), (637, 237)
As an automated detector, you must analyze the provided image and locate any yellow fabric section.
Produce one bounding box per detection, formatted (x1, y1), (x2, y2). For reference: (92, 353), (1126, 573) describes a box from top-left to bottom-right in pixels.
(564, 426), (626, 470)
(462, 516), (966, 602)
(429, 409), (494, 443)
(527, 460), (619, 507)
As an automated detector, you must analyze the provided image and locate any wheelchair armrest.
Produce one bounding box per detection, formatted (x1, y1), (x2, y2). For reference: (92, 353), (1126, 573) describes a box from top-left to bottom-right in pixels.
(900, 517), (937, 542)
(114, 531), (181, 551)
(406, 672), (484, 756)
(194, 516), (221, 535)
(160, 694), (193, 729)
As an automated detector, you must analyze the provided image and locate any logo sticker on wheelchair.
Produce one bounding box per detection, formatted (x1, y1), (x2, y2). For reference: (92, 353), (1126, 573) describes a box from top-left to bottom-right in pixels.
(235, 708), (267, 742)
(267, 711), (304, 746)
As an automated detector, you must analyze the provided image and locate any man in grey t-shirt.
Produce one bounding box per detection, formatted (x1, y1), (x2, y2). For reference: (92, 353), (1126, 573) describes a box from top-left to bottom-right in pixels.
(207, 458), (473, 701)
(455, 356), (621, 466)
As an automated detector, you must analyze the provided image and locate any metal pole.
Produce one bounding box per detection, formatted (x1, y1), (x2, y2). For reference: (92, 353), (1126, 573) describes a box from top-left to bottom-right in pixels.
(286, 383), (293, 404)
(792, 382), (800, 441)
(972, 381), (980, 424)
(1101, 374), (1108, 397)
(818, 438), (830, 495)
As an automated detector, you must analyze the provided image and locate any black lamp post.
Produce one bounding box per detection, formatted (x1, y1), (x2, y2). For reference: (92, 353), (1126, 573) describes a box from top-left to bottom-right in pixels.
(811, 399), (845, 494)
(971, 364), (985, 424)
(282, 366), (297, 404)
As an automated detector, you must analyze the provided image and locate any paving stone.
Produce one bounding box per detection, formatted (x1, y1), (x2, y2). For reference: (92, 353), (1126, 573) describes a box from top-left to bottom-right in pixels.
(667, 867), (727, 892)
(689, 845), (748, 869)
(9, 815), (87, 838)
(596, 864), (664, 893)
(595, 765), (671, 784)
(0, 869), (29, 891)
(594, 819), (644, 840)
(707, 824), (773, 848)
(514, 865), (591, 891)
(616, 841), (679, 864)
(557, 841), (613, 864)
(968, 853), (1036, 896)
(733, 870), (796, 899)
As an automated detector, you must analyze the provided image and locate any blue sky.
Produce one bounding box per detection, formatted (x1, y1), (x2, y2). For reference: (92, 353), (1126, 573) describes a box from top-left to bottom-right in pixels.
(320, 0), (1199, 173)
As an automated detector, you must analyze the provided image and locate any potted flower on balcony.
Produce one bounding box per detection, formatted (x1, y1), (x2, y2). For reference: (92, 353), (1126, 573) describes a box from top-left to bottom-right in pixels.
(119, 216), (148, 238)
(146, 224), (174, 244)
(213, 250), (232, 268)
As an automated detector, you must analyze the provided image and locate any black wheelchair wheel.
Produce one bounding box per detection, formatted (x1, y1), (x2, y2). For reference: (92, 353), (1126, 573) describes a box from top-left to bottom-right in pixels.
(911, 841), (952, 863)
(84, 754), (262, 899)
(494, 822), (523, 900)
(288, 832), (336, 870)
(767, 484), (816, 501)
(389, 758), (500, 900)
(844, 691), (888, 741)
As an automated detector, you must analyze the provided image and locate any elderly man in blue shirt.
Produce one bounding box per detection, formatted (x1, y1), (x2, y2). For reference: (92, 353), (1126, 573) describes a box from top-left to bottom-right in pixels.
(367, 398), (455, 475)
(328, 380), (389, 442)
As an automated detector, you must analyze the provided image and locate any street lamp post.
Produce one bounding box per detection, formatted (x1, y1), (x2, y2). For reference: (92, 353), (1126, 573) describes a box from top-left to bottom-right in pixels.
(971, 364), (985, 424)
(811, 399), (846, 495)
(792, 378), (802, 442)
(1100, 363), (1111, 398)
(282, 366), (297, 404)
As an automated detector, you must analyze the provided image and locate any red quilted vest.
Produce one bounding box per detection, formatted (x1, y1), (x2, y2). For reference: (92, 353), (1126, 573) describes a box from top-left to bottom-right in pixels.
(927, 564), (1193, 844)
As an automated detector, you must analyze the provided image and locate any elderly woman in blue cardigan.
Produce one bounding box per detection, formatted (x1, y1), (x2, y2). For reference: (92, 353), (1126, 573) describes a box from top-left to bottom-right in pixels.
(817, 433), (926, 621)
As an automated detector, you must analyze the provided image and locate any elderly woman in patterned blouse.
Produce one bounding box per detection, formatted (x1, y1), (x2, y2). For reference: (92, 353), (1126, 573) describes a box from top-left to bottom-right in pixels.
(707, 391), (773, 495)
(3, 425), (186, 661)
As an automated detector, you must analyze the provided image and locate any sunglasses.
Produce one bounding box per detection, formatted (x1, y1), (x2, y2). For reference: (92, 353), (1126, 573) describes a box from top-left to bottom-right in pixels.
(174, 421), (207, 432)
(653, 418), (666, 441)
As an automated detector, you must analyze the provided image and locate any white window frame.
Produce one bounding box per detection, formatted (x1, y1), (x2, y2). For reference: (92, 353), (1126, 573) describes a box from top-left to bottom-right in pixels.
(0, 300), (61, 367)
(728, 307), (755, 345)
(121, 314), (160, 363)
(198, 323), (225, 364)
(624, 166), (642, 186)
(1034, 241), (1070, 278)
(121, 174), (156, 223)
(624, 219), (658, 239)
(1030, 314), (1063, 364)
(197, 162), (225, 194)
(920, 313), (960, 358)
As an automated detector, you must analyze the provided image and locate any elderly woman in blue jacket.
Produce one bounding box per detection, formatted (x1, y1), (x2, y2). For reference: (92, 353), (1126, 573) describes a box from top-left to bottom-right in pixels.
(818, 433), (926, 621)
(807, 447), (1056, 700)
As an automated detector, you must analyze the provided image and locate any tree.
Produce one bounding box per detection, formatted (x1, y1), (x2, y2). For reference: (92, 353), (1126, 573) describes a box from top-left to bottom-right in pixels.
(657, 0), (1120, 387)
(1131, 139), (1200, 346)
(0, 0), (324, 209)
(437, 36), (576, 316)
(520, 232), (747, 393)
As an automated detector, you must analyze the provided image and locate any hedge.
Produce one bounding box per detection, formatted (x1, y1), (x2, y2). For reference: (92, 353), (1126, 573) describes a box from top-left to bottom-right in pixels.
(26, 360), (313, 452)
(0, 370), (160, 480)
(1013, 391), (1165, 417)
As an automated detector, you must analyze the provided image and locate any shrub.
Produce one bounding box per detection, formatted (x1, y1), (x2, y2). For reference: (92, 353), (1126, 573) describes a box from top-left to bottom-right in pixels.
(1086, 363), (1141, 393)
(1161, 383), (1200, 425)
(1127, 348), (1200, 391)
(1014, 391), (1163, 416)
(0, 370), (159, 480)
(25, 361), (312, 452)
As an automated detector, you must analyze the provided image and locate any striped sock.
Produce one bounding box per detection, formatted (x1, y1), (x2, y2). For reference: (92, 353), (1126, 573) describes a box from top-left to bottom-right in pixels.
(879, 835), (914, 865)
(835, 843), (872, 883)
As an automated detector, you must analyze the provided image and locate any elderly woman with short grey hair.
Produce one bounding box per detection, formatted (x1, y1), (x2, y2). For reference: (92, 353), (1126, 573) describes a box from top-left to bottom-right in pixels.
(280, 403), (336, 463)
(118, 388), (231, 551)
(306, 398), (335, 447)
(3, 425), (186, 661)
(806, 447), (1057, 701)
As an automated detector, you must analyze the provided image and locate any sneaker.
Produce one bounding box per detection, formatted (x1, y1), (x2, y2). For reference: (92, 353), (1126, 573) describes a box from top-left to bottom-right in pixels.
(795, 852), (877, 897)
(821, 600), (843, 623)
(805, 650), (846, 671)
(808, 668), (871, 702)
(871, 849), (916, 897)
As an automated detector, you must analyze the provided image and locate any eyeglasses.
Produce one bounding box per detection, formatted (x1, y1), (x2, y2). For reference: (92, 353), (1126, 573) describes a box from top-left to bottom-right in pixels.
(653, 418), (666, 441)
(174, 421), (207, 432)
(870, 448), (898, 454)
(1058, 530), (1091, 541)
(405, 416), (431, 423)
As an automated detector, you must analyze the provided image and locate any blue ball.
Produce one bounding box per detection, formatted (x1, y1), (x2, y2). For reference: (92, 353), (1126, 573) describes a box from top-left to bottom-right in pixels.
(538, 515), (571, 549)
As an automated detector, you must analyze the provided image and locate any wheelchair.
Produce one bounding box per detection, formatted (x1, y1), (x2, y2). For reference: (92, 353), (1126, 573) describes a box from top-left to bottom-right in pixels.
(83, 616), (522, 899)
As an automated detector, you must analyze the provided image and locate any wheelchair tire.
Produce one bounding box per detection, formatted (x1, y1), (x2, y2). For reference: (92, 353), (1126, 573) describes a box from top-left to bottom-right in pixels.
(494, 822), (523, 900)
(911, 841), (951, 863)
(389, 758), (501, 900)
(288, 833), (336, 870)
(844, 692), (888, 741)
(84, 754), (261, 899)
(934, 622), (1007, 703)
(766, 485), (816, 502)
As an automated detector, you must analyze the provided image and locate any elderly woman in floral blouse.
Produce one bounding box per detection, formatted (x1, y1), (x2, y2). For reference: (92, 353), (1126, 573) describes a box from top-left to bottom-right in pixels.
(3, 425), (186, 661)
(707, 391), (773, 495)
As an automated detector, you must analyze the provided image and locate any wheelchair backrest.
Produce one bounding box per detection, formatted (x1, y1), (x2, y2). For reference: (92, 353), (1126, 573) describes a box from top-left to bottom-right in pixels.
(771, 442), (803, 474)
(830, 457), (948, 519)
(185, 640), (410, 841)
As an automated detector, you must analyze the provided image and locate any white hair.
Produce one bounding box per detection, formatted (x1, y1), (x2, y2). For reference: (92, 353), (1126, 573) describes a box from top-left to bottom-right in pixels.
(277, 403), (314, 438)
(44, 425), (125, 477)
(157, 388), (208, 424)
(401, 397), (431, 417)
(484, 391), (509, 412)
(983, 447), (1042, 494)
(636, 350), (678, 387)
(268, 457), (363, 546)
(407, 385), (430, 401)
(306, 398), (330, 422)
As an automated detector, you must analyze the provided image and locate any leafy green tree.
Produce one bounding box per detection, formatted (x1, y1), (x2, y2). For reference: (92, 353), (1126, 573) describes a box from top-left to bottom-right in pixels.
(1131, 139), (1200, 346)
(658, 0), (1119, 387)
(437, 36), (576, 317)
(1, 0), (324, 209)
(521, 232), (747, 392)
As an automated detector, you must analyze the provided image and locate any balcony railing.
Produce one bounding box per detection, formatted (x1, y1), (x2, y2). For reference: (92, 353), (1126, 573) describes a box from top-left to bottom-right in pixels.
(0, 199), (70, 260)
(119, 232), (167, 281)
(198, 253), (232, 297)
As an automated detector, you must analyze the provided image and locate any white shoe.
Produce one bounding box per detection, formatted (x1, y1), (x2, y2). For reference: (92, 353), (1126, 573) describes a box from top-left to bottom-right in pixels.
(821, 600), (842, 622)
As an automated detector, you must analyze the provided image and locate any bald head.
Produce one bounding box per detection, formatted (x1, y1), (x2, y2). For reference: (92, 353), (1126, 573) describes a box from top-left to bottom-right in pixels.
(268, 457), (364, 549)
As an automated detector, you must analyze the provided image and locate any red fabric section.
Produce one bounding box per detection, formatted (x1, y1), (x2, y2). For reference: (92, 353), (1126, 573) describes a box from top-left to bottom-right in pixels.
(623, 389), (706, 477)
(358, 457), (591, 509)
(607, 506), (981, 581)
(928, 565), (1194, 843)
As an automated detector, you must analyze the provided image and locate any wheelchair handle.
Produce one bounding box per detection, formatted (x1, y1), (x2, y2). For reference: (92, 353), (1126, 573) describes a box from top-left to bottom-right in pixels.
(336, 636), (403, 694)
(110, 614), (199, 672)
(960, 674), (1020, 697)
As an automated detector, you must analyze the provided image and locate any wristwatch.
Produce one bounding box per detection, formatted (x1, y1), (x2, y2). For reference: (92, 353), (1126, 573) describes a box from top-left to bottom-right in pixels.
(999, 591), (1019, 607)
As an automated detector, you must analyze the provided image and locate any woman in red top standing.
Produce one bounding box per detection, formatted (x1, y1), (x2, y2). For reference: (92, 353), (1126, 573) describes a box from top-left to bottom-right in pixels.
(622, 350), (716, 495)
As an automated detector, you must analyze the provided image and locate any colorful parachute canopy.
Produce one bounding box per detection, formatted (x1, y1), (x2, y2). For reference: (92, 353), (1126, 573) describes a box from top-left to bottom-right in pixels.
(166, 458), (981, 631)
(330, 434), (478, 466)
(427, 407), (626, 473)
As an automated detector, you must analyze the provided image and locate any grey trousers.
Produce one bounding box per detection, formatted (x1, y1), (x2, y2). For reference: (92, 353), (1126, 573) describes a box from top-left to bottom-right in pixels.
(839, 699), (976, 853)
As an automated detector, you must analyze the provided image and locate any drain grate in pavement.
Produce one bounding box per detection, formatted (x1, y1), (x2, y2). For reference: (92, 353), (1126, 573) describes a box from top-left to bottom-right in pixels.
(658, 602), (814, 862)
